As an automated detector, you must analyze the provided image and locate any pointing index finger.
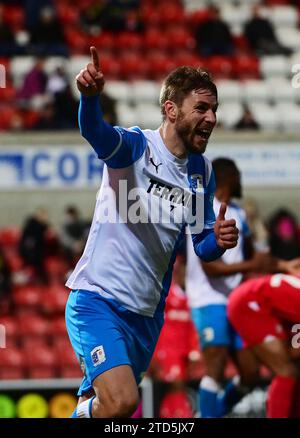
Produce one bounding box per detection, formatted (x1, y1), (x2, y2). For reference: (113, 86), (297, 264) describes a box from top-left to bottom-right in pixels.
(90, 46), (100, 71)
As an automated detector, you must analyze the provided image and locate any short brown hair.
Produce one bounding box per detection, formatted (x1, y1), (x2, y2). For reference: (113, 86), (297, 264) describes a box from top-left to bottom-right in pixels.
(159, 66), (218, 118)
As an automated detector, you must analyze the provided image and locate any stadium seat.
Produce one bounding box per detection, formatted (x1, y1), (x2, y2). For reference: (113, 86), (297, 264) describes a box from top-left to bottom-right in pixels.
(208, 56), (234, 79)
(249, 102), (279, 130)
(216, 80), (242, 103)
(105, 80), (132, 104)
(116, 103), (137, 128)
(45, 256), (68, 281)
(26, 345), (57, 379)
(266, 77), (296, 103)
(115, 33), (143, 52)
(18, 314), (49, 343)
(3, 6), (25, 31)
(276, 27), (300, 51)
(146, 53), (177, 80)
(135, 103), (162, 129)
(44, 57), (67, 75)
(13, 285), (42, 314)
(0, 228), (20, 247)
(276, 102), (300, 131)
(49, 317), (68, 344)
(217, 102), (244, 128)
(0, 347), (24, 379)
(164, 26), (195, 51)
(242, 79), (269, 103)
(233, 55), (260, 79)
(10, 56), (35, 87)
(144, 29), (169, 51)
(269, 5), (298, 28)
(260, 55), (290, 77)
(55, 341), (81, 378)
(41, 286), (69, 315)
(131, 80), (161, 105)
(220, 4), (251, 28)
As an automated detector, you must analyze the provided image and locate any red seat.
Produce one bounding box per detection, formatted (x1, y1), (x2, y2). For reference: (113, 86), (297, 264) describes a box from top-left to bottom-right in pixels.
(26, 345), (57, 379)
(0, 347), (24, 379)
(57, 4), (79, 26)
(119, 53), (149, 80)
(18, 314), (49, 341)
(55, 341), (81, 378)
(3, 6), (25, 30)
(165, 27), (195, 50)
(233, 55), (260, 79)
(42, 286), (69, 315)
(115, 32), (143, 52)
(208, 56), (234, 79)
(0, 228), (20, 247)
(13, 286), (41, 313)
(144, 29), (169, 51)
(45, 256), (68, 281)
(147, 53), (177, 80)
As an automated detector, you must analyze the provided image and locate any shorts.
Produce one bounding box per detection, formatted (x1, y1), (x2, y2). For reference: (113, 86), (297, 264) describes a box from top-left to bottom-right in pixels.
(191, 304), (242, 350)
(65, 289), (164, 396)
(228, 283), (287, 348)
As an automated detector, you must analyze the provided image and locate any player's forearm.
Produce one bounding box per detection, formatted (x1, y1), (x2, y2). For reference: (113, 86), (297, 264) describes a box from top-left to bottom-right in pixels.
(79, 94), (120, 159)
(202, 259), (257, 277)
(193, 229), (226, 262)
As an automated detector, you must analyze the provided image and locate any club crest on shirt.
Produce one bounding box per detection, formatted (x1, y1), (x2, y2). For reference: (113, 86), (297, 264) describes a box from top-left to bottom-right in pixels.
(190, 174), (204, 193)
(91, 345), (106, 366)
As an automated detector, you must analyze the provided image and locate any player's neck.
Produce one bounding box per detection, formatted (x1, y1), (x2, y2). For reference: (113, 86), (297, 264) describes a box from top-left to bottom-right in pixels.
(159, 124), (188, 159)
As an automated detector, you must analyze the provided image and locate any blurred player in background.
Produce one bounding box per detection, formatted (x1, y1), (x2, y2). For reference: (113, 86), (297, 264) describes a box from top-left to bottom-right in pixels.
(228, 274), (300, 418)
(186, 158), (300, 418)
(65, 46), (239, 418)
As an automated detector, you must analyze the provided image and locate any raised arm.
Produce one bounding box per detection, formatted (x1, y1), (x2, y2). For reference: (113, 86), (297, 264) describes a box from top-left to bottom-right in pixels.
(76, 46), (146, 168)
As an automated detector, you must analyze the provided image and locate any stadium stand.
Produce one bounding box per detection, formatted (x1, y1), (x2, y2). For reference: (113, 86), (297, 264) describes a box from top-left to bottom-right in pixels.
(0, 0), (299, 130)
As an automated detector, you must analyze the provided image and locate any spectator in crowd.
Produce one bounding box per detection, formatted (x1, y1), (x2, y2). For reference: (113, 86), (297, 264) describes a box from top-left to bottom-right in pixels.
(243, 198), (269, 252)
(0, 3), (23, 56)
(60, 206), (88, 268)
(24, 0), (54, 30)
(0, 247), (12, 313)
(29, 6), (68, 56)
(244, 5), (292, 56)
(80, 0), (142, 35)
(19, 208), (49, 284)
(194, 7), (234, 57)
(17, 58), (48, 107)
(235, 106), (260, 131)
(268, 208), (300, 260)
(47, 67), (78, 129)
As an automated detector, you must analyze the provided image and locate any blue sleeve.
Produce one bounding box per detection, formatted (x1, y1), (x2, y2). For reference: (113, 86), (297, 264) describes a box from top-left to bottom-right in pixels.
(79, 94), (146, 168)
(192, 228), (225, 262)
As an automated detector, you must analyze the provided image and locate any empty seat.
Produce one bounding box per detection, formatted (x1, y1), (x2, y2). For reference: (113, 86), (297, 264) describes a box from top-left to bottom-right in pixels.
(131, 80), (161, 105)
(220, 4), (251, 28)
(41, 286), (69, 315)
(0, 228), (20, 247)
(18, 314), (49, 341)
(249, 102), (279, 130)
(242, 80), (269, 103)
(266, 77), (296, 103)
(10, 56), (35, 87)
(105, 81), (132, 104)
(55, 341), (81, 378)
(269, 5), (298, 28)
(116, 103), (137, 128)
(260, 55), (290, 78)
(216, 80), (242, 103)
(135, 103), (162, 129)
(276, 27), (300, 51)
(275, 102), (300, 131)
(26, 345), (57, 379)
(0, 347), (24, 379)
(13, 285), (41, 313)
(217, 102), (243, 128)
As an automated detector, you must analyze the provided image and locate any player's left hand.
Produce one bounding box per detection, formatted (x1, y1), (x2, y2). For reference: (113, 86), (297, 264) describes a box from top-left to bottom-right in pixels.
(214, 202), (239, 249)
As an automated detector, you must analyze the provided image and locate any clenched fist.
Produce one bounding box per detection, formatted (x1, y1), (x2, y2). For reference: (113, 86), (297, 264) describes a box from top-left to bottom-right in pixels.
(76, 46), (105, 97)
(214, 202), (239, 249)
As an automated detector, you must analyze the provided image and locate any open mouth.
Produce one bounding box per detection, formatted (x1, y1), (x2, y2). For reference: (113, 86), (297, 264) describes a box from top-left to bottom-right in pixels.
(195, 129), (211, 140)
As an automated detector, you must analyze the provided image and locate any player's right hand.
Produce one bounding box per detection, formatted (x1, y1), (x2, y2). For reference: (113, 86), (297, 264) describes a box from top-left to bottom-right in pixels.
(76, 46), (105, 97)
